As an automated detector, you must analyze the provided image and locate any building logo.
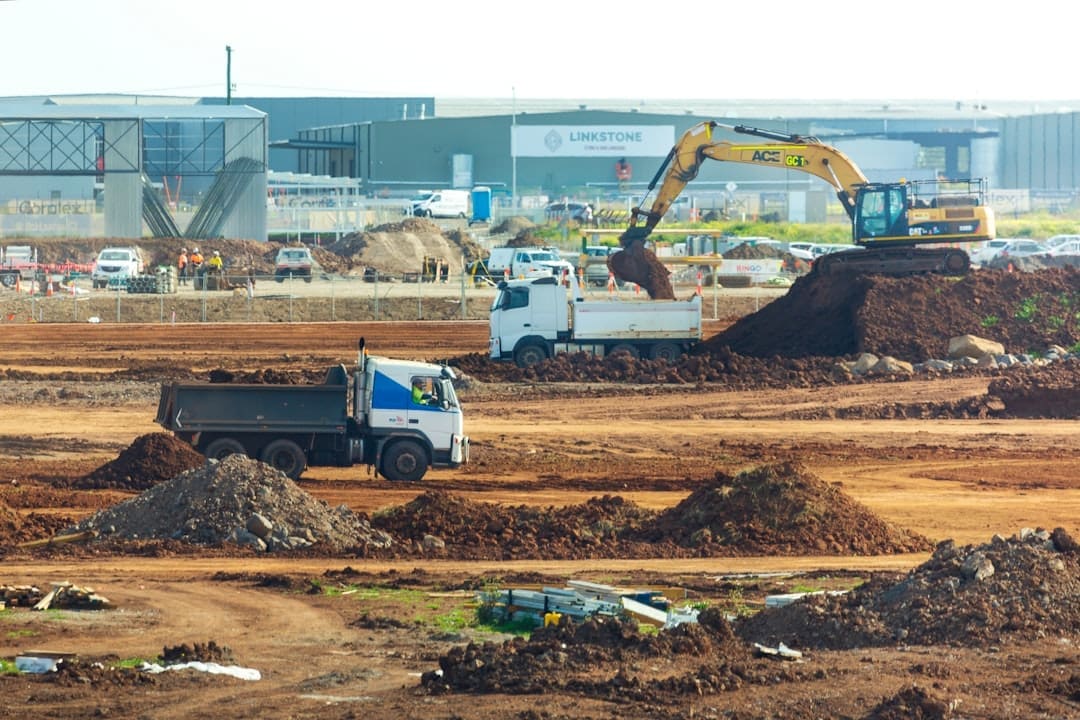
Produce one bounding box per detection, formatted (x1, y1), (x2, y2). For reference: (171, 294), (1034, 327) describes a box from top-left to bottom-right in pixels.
(544, 130), (563, 153)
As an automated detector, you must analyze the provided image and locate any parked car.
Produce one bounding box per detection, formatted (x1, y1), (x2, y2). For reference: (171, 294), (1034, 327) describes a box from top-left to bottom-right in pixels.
(1045, 234), (1080, 250)
(580, 245), (618, 286)
(544, 201), (593, 222)
(994, 239), (1045, 263)
(969, 239), (1013, 267)
(1043, 239), (1080, 256)
(91, 246), (145, 289)
(274, 246), (317, 282)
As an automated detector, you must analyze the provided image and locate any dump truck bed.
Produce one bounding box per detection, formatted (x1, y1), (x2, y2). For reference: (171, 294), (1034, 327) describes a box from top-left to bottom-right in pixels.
(155, 382), (349, 435)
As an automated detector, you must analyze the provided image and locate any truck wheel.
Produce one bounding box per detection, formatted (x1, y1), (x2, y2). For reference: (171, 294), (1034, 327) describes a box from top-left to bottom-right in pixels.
(0, 274), (15, 288)
(514, 343), (547, 368)
(609, 343), (640, 359)
(649, 342), (682, 363)
(260, 439), (307, 479)
(381, 440), (428, 482)
(204, 437), (247, 461)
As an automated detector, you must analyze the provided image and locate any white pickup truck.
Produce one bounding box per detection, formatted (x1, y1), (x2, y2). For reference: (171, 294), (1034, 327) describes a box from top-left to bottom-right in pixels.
(489, 275), (702, 367)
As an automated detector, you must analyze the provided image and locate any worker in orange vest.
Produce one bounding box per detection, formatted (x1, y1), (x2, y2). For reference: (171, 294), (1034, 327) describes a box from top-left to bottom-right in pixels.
(177, 248), (189, 285)
(189, 247), (204, 289)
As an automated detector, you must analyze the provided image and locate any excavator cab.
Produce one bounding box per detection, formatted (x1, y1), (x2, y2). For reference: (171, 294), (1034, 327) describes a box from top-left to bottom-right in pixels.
(852, 184), (910, 241)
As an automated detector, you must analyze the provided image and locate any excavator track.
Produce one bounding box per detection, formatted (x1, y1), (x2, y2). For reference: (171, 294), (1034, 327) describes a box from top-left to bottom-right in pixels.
(813, 246), (971, 277)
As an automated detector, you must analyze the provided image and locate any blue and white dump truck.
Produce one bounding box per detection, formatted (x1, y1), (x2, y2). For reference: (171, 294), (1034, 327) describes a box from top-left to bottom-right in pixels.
(489, 275), (702, 367)
(155, 342), (469, 481)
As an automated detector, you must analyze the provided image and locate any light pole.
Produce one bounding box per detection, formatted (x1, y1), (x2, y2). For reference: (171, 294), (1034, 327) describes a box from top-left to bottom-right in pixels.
(226, 45), (232, 105)
(511, 87), (517, 209)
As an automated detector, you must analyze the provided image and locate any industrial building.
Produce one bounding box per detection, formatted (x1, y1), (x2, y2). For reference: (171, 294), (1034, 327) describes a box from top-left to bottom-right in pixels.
(2, 95), (1079, 239)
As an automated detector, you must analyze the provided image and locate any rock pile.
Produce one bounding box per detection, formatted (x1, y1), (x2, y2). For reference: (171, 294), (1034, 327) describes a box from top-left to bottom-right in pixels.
(735, 527), (1080, 649)
(64, 454), (392, 553)
(74, 432), (205, 492)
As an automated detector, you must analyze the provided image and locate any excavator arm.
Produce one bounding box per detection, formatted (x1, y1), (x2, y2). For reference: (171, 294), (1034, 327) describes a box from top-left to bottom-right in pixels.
(625, 121), (867, 245)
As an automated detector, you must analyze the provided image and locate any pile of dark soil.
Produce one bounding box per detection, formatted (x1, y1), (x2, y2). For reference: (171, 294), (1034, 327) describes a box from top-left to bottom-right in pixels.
(422, 609), (816, 700)
(161, 640), (234, 665)
(987, 362), (1080, 418)
(73, 433), (205, 492)
(370, 463), (931, 560)
(0, 496), (80, 550)
(64, 454), (392, 553)
(641, 462), (933, 555)
(723, 242), (784, 259)
(736, 527), (1080, 649)
(370, 492), (657, 560)
(206, 367), (325, 384)
(608, 241), (675, 299)
(865, 685), (956, 720)
(706, 267), (1080, 361)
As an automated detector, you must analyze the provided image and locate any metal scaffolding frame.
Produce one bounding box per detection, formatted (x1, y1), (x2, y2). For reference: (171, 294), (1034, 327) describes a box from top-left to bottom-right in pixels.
(0, 102), (267, 240)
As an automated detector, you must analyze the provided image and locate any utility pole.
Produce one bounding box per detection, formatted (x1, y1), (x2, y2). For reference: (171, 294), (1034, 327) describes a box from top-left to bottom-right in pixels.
(226, 45), (232, 105)
(511, 87), (517, 209)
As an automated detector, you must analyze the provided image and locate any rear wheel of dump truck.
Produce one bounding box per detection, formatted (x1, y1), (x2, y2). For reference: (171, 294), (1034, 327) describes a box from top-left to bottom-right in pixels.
(649, 342), (682, 363)
(514, 343), (547, 368)
(260, 439), (307, 479)
(381, 439), (428, 482)
(0, 273), (16, 288)
(204, 437), (247, 461)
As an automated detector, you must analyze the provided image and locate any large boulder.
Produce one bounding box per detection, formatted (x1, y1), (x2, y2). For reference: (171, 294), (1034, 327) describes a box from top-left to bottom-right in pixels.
(947, 334), (1004, 360)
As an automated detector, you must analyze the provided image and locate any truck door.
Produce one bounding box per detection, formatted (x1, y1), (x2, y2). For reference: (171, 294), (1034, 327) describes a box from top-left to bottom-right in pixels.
(406, 374), (458, 453)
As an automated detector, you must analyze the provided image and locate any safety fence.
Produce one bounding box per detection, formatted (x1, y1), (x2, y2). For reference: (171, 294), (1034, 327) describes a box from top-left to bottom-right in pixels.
(0, 269), (784, 324)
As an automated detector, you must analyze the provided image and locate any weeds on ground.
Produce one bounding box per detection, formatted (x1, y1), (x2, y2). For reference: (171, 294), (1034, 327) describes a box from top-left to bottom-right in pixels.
(0, 659), (18, 675)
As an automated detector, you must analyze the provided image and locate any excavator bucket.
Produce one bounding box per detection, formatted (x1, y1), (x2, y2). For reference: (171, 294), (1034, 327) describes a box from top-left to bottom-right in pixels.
(608, 232), (674, 300)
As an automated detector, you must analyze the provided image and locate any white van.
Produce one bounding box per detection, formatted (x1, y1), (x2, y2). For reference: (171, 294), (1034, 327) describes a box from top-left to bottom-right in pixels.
(410, 189), (470, 219)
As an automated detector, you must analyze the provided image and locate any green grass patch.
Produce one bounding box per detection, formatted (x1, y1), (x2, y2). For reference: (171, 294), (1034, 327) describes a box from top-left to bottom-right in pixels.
(5, 629), (35, 640)
(0, 659), (19, 675)
(980, 315), (999, 328)
(115, 656), (154, 669)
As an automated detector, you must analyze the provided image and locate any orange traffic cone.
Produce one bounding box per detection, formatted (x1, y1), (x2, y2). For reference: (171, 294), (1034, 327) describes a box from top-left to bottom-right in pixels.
(45, 281), (53, 297)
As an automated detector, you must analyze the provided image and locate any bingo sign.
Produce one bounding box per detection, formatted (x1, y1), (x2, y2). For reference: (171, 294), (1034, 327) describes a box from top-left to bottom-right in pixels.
(513, 125), (675, 158)
(725, 259), (783, 283)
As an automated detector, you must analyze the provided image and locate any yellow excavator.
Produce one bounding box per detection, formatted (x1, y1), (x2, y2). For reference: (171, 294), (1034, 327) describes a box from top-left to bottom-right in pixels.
(618, 121), (996, 281)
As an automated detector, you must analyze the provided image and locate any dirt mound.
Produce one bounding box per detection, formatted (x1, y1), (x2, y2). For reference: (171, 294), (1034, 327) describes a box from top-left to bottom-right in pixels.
(490, 216), (536, 236)
(736, 528), (1080, 649)
(723, 242), (784, 259)
(323, 218), (467, 276)
(370, 491), (657, 560)
(64, 454), (392, 553)
(707, 267), (1080, 361)
(641, 462), (933, 555)
(865, 685), (956, 720)
(422, 610), (773, 698)
(207, 367), (325, 384)
(74, 433), (206, 492)
(988, 362), (1080, 418)
(161, 640), (234, 665)
(0, 497), (80, 550)
(48, 658), (158, 688)
(370, 466), (928, 560)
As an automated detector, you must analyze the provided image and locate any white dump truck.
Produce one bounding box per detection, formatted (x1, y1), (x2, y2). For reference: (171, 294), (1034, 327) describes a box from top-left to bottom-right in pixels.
(489, 275), (702, 367)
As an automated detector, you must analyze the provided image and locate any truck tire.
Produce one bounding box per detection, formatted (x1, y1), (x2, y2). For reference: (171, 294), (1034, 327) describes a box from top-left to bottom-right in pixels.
(260, 439), (307, 479)
(608, 343), (640, 359)
(649, 342), (682, 363)
(514, 343), (547, 368)
(381, 439), (428, 482)
(0, 273), (16, 288)
(204, 437), (247, 462)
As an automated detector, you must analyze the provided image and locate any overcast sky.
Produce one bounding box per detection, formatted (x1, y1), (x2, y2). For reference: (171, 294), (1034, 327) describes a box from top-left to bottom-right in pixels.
(0, 0), (1071, 103)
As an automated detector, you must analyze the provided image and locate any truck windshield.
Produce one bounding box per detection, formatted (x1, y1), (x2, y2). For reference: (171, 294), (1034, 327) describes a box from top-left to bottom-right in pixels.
(530, 252), (558, 262)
